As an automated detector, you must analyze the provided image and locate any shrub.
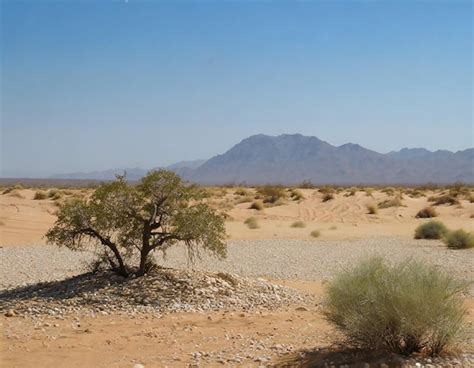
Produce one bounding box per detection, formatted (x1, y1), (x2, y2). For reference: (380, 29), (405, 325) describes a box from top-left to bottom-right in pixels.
(289, 189), (304, 201)
(366, 203), (378, 215)
(244, 217), (259, 229)
(322, 192), (334, 202)
(256, 185), (286, 204)
(324, 257), (468, 355)
(249, 200), (264, 211)
(234, 188), (250, 196)
(46, 170), (226, 277)
(345, 188), (356, 197)
(2, 187), (14, 195)
(378, 195), (403, 209)
(319, 185), (335, 195)
(443, 229), (474, 249)
(416, 206), (438, 218)
(432, 195), (460, 206)
(414, 220), (448, 239)
(33, 191), (48, 200)
(468, 194), (474, 203)
(310, 230), (320, 238)
(290, 221), (305, 228)
(364, 188), (373, 197)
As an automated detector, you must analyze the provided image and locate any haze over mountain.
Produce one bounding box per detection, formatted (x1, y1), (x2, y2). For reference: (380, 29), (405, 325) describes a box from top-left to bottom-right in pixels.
(53, 134), (474, 185)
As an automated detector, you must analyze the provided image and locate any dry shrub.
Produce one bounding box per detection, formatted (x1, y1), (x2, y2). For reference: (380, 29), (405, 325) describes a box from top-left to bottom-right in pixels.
(289, 188), (304, 201)
(443, 229), (474, 249)
(244, 217), (259, 229)
(416, 206), (438, 218)
(310, 230), (320, 238)
(378, 195), (403, 209)
(431, 195), (460, 206)
(414, 220), (448, 239)
(256, 185), (286, 204)
(249, 200), (264, 211)
(290, 221), (305, 228)
(325, 257), (468, 356)
(235, 196), (253, 204)
(366, 203), (378, 215)
(8, 190), (24, 199)
(322, 192), (335, 202)
(34, 191), (48, 200)
(298, 180), (316, 189)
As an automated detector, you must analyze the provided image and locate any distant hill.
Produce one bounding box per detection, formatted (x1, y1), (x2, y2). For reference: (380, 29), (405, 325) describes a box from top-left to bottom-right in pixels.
(52, 134), (474, 184)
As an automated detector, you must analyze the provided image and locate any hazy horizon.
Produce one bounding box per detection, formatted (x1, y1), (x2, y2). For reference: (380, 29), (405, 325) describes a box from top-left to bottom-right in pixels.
(1, 1), (473, 178)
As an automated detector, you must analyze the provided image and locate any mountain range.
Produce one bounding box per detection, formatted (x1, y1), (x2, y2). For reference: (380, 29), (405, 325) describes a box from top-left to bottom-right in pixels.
(53, 134), (474, 185)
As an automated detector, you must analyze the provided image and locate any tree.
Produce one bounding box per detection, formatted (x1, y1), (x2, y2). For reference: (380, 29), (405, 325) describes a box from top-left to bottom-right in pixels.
(46, 170), (227, 277)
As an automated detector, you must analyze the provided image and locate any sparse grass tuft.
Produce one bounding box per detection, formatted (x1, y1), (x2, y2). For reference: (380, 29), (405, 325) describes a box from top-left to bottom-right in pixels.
(325, 257), (469, 355)
(235, 196), (253, 204)
(244, 217), (259, 229)
(290, 221), (306, 228)
(414, 220), (448, 239)
(249, 200), (264, 211)
(416, 206), (438, 218)
(443, 229), (474, 249)
(310, 230), (320, 238)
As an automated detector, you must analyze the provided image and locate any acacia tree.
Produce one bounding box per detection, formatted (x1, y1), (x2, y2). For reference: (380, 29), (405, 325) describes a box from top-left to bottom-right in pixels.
(46, 170), (226, 277)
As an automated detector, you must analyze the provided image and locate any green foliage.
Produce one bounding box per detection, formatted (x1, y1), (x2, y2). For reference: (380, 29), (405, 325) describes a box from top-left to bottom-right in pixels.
(256, 185), (286, 203)
(249, 200), (264, 211)
(415, 206), (438, 218)
(310, 230), (320, 238)
(244, 217), (259, 229)
(414, 220), (448, 239)
(290, 221), (305, 228)
(33, 191), (48, 200)
(325, 257), (468, 355)
(46, 170), (226, 277)
(443, 229), (474, 249)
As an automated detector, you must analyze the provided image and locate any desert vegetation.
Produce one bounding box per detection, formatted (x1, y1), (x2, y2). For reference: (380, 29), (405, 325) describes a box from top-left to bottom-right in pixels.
(45, 170), (226, 277)
(415, 206), (438, 218)
(325, 257), (469, 355)
(443, 229), (474, 249)
(414, 220), (448, 239)
(244, 217), (259, 229)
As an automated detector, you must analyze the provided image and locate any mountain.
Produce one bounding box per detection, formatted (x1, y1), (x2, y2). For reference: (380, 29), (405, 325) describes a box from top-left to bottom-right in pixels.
(186, 134), (473, 184)
(52, 134), (474, 184)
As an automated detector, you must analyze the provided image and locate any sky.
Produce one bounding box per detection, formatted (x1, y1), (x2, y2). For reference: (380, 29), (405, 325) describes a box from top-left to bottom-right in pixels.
(1, 0), (472, 177)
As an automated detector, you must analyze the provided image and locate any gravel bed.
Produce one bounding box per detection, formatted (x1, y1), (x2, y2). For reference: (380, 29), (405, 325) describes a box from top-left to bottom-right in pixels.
(0, 236), (472, 291)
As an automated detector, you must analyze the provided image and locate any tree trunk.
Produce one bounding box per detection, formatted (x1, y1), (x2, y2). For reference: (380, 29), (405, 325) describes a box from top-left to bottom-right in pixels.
(136, 222), (152, 276)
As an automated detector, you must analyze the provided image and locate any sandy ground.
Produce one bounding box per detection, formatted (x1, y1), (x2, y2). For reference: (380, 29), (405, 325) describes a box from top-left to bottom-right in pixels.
(2, 281), (472, 368)
(1, 188), (473, 246)
(1, 187), (473, 367)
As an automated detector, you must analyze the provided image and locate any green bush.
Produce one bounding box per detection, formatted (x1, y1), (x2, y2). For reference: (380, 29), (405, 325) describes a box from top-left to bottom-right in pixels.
(290, 221), (305, 228)
(33, 191), (48, 200)
(310, 230), (320, 238)
(443, 229), (474, 249)
(244, 217), (259, 229)
(414, 220), (448, 239)
(415, 206), (438, 218)
(325, 257), (468, 355)
(249, 200), (264, 211)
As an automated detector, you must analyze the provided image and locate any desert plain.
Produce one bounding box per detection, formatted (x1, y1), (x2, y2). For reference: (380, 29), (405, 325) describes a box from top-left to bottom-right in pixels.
(1, 184), (473, 367)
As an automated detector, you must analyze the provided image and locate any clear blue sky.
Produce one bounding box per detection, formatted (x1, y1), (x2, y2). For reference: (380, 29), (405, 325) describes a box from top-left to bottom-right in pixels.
(1, 0), (472, 177)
